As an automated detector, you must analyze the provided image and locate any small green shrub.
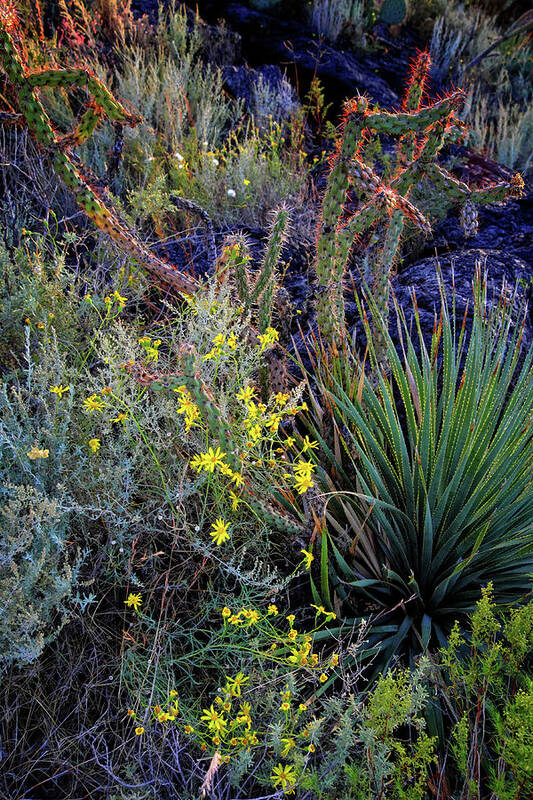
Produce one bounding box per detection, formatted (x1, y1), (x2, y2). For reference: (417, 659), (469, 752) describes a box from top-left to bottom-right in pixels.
(0, 483), (82, 670)
(437, 584), (533, 800)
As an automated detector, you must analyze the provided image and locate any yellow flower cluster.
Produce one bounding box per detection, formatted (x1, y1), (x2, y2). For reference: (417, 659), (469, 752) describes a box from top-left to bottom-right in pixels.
(174, 385), (201, 433)
(203, 331), (238, 361)
(190, 447), (243, 487)
(138, 335), (161, 363)
(27, 444), (49, 460)
(257, 326), (279, 353)
(127, 604), (340, 793)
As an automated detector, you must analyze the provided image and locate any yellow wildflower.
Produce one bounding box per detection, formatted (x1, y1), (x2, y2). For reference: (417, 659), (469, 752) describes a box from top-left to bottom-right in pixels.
(226, 672), (249, 697)
(88, 438), (101, 453)
(271, 763), (297, 794)
(124, 593), (142, 612)
(27, 445), (49, 460)
(229, 490), (241, 511)
(135, 727), (144, 735)
(197, 446), (227, 473)
(319, 673), (328, 683)
(113, 290), (127, 309)
(83, 394), (105, 414)
(49, 384), (70, 398)
(231, 471), (244, 488)
(281, 737), (296, 757)
(210, 518), (230, 546)
(301, 435), (318, 452)
(293, 473), (313, 494)
(236, 385), (256, 403)
(111, 412), (128, 423)
(300, 549), (314, 570)
(222, 606), (232, 618)
(267, 604), (278, 616)
(200, 705), (226, 733)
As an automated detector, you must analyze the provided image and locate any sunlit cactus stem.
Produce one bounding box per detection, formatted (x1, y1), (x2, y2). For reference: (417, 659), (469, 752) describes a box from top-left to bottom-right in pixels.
(312, 50), (523, 368)
(0, 15), (200, 295)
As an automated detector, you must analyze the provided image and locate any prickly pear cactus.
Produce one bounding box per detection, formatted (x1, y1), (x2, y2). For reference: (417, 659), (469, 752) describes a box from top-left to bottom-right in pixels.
(380, 0), (408, 26)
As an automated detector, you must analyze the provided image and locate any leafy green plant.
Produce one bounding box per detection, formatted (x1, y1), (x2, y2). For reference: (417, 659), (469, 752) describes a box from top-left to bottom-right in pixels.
(308, 271), (533, 671)
(436, 584), (533, 800)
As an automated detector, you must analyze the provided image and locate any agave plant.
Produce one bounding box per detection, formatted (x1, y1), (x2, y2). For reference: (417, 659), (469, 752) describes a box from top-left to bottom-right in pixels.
(307, 270), (533, 671)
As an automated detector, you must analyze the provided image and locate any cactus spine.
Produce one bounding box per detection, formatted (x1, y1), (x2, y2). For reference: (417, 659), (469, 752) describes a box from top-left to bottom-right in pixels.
(0, 14), (199, 295)
(314, 51), (524, 363)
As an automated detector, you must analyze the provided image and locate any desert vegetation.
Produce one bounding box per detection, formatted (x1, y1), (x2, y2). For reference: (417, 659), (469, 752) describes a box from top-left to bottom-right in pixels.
(1, 0), (532, 798)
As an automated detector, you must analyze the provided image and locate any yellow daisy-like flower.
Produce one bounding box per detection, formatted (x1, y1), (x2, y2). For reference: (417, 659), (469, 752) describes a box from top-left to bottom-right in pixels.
(221, 606), (232, 618)
(49, 384), (70, 398)
(319, 673), (328, 683)
(210, 518), (230, 546)
(267, 604), (278, 616)
(199, 446), (227, 473)
(27, 445), (49, 460)
(124, 592), (142, 612)
(83, 394), (105, 414)
(301, 435), (319, 452)
(200, 705), (226, 733)
(229, 490), (241, 511)
(110, 412), (128, 423)
(293, 474), (314, 494)
(231, 471), (244, 488)
(88, 438), (101, 453)
(135, 726), (144, 735)
(236, 385), (256, 404)
(113, 290), (127, 309)
(189, 453), (203, 471)
(271, 763), (297, 794)
(300, 549), (314, 570)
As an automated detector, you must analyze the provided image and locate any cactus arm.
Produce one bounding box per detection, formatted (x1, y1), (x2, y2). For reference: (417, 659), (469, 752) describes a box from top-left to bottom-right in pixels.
(371, 208), (405, 365)
(361, 91), (463, 137)
(0, 18), (200, 296)
(252, 205), (290, 334)
(26, 69), (138, 122)
(314, 114), (365, 346)
(427, 164), (524, 204)
(396, 50), (432, 169)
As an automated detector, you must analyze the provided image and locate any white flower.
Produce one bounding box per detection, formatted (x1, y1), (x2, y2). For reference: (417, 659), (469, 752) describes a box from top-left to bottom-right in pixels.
(174, 152), (184, 161)
(227, 189), (236, 197)
(211, 158), (219, 166)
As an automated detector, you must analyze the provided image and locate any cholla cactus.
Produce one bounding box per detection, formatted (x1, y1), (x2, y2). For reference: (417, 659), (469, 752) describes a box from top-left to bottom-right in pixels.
(0, 6), (199, 295)
(315, 50), (524, 360)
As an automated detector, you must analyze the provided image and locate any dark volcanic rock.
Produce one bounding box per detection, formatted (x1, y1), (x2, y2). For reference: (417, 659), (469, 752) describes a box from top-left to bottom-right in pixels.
(222, 64), (300, 120)
(208, 3), (401, 109)
(391, 249), (533, 351)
